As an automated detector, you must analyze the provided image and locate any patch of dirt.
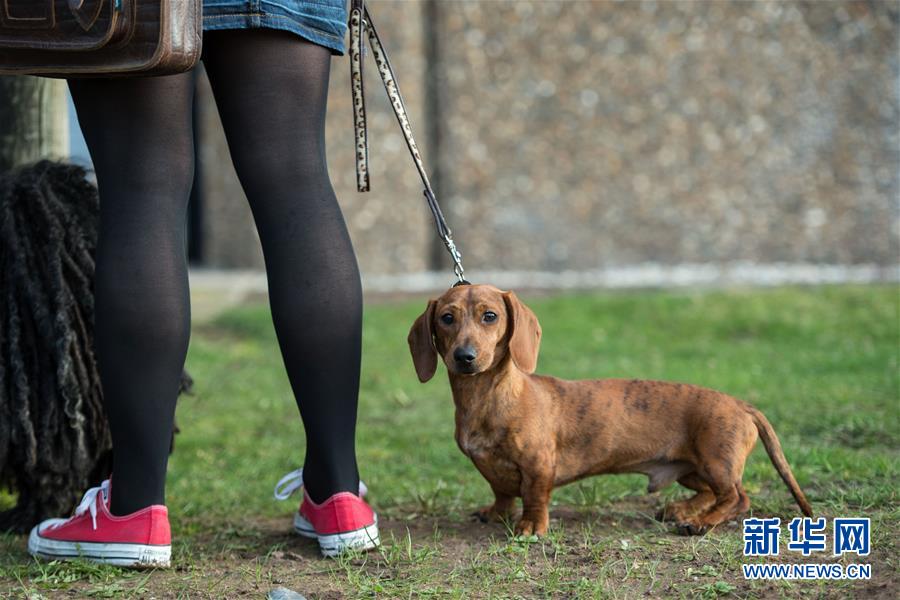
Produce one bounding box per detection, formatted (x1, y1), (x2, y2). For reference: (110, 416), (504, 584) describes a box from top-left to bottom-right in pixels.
(4, 499), (897, 599)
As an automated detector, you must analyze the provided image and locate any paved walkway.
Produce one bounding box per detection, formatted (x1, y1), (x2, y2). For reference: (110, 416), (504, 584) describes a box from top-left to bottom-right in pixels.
(189, 262), (898, 323)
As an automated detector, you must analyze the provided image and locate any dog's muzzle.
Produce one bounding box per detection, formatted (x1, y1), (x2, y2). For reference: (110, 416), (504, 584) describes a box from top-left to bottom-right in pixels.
(453, 346), (478, 373)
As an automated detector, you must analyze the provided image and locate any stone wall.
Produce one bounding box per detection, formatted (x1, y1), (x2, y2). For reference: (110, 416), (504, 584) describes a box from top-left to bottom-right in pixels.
(197, 0), (899, 274)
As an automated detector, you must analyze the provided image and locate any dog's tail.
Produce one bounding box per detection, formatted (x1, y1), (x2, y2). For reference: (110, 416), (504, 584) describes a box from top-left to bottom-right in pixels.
(746, 405), (814, 517)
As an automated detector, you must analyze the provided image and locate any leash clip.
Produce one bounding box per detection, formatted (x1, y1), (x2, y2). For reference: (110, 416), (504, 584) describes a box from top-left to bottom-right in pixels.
(443, 233), (467, 286)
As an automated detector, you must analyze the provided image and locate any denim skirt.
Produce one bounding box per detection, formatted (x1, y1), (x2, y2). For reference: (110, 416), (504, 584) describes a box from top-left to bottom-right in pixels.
(203, 0), (348, 55)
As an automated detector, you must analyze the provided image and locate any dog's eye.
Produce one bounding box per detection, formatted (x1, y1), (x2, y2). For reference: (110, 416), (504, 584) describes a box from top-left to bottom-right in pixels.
(482, 311), (497, 323)
(440, 313), (454, 325)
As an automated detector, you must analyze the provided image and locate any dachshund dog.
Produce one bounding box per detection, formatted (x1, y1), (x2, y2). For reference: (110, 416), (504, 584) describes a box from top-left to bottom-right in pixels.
(407, 284), (812, 536)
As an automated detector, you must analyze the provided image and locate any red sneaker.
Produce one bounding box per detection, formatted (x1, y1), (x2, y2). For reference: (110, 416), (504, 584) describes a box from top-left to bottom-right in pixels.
(274, 468), (379, 557)
(27, 480), (171, 568)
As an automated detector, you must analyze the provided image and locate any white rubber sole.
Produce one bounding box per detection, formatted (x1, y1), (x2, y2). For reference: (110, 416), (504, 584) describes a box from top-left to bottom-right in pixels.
(28, 527), (171, 568)
(293, 512), (380, 557)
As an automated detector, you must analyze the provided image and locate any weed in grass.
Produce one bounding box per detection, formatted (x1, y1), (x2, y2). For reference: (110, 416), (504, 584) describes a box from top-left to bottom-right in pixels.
(698, 580), (737, 598)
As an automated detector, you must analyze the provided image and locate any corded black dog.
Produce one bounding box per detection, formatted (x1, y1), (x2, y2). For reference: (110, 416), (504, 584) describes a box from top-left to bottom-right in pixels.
(0, 160), (191, 533)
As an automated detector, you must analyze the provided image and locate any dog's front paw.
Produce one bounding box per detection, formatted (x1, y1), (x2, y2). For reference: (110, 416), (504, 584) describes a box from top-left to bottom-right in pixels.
(514, 516), (548, 537)
(472, 503), (511, 523)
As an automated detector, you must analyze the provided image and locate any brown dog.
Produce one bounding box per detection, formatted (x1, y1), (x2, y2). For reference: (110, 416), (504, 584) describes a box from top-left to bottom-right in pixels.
(407, 284), (813, 536)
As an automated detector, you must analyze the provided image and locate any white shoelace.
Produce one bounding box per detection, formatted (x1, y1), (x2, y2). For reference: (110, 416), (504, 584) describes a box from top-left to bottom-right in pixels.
(273, 468), (368, 501)
(69, 479), (110, 531)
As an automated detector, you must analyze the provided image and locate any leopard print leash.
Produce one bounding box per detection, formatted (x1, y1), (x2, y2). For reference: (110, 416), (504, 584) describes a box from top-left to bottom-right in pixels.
(349, 0), (468, 286)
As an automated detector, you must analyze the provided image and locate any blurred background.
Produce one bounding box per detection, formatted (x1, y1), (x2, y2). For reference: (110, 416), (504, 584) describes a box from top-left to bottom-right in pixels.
(4, 0), (899, 298)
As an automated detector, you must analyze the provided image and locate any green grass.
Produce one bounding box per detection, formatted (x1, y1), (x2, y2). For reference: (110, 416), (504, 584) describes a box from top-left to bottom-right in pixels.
(2, 284), (897, 598)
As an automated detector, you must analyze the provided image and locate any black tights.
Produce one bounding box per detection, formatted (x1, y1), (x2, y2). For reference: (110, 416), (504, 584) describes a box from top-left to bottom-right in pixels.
(68, 29), (361, 515)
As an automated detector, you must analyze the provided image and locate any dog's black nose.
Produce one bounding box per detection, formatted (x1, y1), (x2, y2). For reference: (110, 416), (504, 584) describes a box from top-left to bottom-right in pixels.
(454, 346), (477, 364)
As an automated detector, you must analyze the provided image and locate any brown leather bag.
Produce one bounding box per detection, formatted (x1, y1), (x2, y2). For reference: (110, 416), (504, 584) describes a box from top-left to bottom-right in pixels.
(0, 0), (201, 77)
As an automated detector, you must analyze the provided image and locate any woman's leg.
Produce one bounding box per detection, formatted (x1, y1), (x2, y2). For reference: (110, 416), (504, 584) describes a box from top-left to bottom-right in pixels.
(200, 29), (362, 504)
(68, 73), (195, 516)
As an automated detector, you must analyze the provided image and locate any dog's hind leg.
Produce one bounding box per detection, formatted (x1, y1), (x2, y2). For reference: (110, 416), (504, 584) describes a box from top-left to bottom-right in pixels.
(683, 485), (740, 535)
(673, 410), (758, 534)
(725, 482), (751, 522)
(676, 466), (742, 535)
(656, 473), (715, 523)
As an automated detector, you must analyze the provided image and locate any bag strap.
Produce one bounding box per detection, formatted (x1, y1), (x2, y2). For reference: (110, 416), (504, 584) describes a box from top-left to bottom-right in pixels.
(349, 0), (468, 286)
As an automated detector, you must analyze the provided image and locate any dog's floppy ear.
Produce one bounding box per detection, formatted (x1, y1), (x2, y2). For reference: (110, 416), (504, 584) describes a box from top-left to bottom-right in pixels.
(408, 299), (438, 382)
(503, 291), (542, 373)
